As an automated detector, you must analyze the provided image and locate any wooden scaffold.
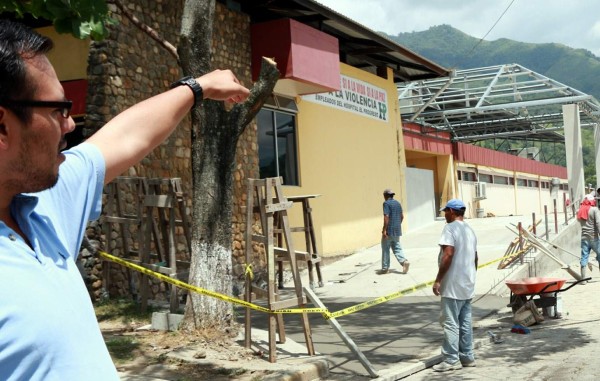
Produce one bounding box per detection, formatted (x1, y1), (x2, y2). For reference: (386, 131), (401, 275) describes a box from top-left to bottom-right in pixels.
(102, 176), (191, 312)
(243, 177), (315, 362)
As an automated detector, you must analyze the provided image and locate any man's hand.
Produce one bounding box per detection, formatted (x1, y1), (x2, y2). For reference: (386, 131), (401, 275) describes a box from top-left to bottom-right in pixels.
(197, 69), (250, 103)
(432, 281), (441, 296)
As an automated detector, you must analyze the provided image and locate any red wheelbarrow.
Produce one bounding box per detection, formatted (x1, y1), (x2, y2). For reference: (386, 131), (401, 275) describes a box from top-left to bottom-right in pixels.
(506, 277), (590, 317)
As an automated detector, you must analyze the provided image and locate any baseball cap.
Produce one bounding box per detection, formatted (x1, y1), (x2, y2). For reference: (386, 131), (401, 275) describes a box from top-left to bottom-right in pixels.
(383, 188), (395, 195)
(440, 198), (466, 212)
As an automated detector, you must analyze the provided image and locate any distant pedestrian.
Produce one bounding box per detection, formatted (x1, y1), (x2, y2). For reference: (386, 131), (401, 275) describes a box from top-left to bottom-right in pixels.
(577, 193), (600, 284)
(432, 199), (478, 372)
(380, 189), (409, 274)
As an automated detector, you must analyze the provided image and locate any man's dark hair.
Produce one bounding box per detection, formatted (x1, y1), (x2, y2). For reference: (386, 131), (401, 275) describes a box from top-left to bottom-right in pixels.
(0, 19), (53, 122)
(453, 208), (466, 217)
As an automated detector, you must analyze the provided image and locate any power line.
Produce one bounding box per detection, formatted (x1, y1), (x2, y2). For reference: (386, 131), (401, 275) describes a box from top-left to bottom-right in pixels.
(466, 0), (517, 58)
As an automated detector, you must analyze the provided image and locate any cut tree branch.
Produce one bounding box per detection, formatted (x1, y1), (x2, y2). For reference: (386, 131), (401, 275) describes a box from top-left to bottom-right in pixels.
(109, 0), (179, 61)
(232, 56), (279, 136)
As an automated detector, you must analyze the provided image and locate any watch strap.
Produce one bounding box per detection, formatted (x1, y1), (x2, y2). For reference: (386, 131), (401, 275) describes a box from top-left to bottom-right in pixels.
(170, 76), (203, 108)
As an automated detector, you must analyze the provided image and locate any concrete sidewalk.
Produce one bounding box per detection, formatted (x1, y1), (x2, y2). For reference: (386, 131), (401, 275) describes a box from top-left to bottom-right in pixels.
(119, 213), (580, 381)
(268, 214), (580, 380)
(401, 263), (598, 381)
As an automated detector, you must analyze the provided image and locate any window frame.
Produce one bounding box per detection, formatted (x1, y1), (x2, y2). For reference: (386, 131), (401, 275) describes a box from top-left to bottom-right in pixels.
(257, 101), (300, 186)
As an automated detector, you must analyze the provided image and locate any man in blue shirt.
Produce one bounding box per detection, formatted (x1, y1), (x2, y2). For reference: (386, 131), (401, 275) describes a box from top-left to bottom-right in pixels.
(380, 188), (409, 274)
(0, 20), (249, 381)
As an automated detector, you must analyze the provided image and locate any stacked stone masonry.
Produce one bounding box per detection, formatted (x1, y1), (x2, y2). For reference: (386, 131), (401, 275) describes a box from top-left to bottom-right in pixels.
(83, 1), (264, 302)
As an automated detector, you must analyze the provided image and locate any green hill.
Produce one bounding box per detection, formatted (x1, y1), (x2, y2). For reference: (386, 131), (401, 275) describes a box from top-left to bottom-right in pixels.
(388, 24), (600, 100)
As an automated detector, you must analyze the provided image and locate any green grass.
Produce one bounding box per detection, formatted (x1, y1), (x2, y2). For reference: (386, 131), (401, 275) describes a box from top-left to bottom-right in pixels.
(105, 337), (139, 362)
(94, 298), (155, 324)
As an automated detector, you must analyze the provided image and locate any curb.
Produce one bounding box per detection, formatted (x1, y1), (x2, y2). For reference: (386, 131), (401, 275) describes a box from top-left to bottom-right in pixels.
(261, 356), (330, 381)
(374, 329), (496, 380)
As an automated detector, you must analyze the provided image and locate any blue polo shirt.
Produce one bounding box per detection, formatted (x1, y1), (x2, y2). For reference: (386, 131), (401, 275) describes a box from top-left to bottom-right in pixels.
(383, 198), (403, 236)
(0, 143), (118, 380)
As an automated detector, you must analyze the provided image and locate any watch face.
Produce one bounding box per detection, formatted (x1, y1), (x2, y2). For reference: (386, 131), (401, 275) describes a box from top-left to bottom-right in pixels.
(171, 76), (203, 105)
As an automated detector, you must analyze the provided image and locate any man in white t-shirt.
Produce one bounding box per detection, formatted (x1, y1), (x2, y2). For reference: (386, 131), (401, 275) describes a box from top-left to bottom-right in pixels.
(432, 199), (478, 372)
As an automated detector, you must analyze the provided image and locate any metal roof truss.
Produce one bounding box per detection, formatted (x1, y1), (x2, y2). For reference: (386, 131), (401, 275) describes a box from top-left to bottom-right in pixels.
(398, 64), (600, 143)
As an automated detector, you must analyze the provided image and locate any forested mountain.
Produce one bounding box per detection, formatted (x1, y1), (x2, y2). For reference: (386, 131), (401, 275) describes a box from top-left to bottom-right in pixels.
(387, 25), (600, 184)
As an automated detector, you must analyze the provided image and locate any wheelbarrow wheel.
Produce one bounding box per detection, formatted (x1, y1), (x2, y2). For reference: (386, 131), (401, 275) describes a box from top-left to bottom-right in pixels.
(510, 294), (527, 313)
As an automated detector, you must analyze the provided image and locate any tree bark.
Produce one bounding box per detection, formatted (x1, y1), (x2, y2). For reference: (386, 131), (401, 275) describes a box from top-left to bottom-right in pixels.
(178, 0), (279, 331)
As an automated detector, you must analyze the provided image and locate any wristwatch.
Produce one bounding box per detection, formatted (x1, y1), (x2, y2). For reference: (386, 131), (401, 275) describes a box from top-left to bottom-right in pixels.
(170, 76), (203, 108)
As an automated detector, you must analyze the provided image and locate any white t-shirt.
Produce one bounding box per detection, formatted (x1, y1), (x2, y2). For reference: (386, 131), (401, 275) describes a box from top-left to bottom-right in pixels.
(438, 220), (478, 300)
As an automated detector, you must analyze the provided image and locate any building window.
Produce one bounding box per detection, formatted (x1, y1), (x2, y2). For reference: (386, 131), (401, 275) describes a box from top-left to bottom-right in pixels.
(493, 175), (509, 185)
(517, 178), (527, 187)
(257, 108), (299, 186)
(461, 171), (476, 182)
(528, 180), (539, 188)
(479, 174), (492, 183)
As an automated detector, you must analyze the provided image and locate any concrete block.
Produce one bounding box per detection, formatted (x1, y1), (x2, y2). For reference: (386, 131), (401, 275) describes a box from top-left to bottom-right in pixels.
(151, 312), (184, 331)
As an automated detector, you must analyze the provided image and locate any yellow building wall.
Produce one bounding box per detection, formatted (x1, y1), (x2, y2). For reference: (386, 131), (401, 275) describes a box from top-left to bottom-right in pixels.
(37, 26), (89, 81)
(286, 63), (404, 256)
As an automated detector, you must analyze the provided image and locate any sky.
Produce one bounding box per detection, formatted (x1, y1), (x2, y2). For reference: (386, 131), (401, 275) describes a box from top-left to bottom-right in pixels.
(317, 0), (600, 57)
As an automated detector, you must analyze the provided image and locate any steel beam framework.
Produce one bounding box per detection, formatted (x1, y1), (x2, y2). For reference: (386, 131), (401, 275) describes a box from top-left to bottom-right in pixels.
(397, 64), (600, 144)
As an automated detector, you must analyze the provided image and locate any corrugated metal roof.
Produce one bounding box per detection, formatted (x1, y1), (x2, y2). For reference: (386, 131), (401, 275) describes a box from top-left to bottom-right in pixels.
(235, 0), (450, 82)
(455, 142), (568, 178)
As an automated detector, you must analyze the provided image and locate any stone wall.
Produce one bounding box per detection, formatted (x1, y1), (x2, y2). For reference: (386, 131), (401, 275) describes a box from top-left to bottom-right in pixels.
(82, 1), (260, 301)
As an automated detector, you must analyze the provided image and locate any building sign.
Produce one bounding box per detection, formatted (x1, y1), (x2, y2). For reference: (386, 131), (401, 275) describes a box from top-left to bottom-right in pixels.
(302, 75), (388, 121)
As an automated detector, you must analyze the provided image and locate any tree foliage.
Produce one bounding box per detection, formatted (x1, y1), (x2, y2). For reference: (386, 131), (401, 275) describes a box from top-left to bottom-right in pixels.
(1, 0), (113, 40)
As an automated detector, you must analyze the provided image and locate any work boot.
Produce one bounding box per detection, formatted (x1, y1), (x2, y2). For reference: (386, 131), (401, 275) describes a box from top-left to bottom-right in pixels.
(581, 266), (588, 285)
(402, 261), (410, 274)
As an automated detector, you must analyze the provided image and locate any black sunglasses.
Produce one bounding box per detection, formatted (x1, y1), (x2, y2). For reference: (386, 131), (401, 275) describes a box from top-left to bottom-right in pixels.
(2, 99), (73, 118)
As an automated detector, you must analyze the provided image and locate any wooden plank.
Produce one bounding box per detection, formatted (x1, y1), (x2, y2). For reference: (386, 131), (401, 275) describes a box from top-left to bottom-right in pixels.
(286, 194), (321, 201)
(274, 247), (310, 257)
(244, 179), (255, 350)
(251, 285), (270, 299)
(270, 296), (308, 310)
(103, 216), (139, 224)
(251, 234), (268, 244)
(143, 194), (175, 208)
(124, 258), (176, 275)
(264, 201), (293, 213)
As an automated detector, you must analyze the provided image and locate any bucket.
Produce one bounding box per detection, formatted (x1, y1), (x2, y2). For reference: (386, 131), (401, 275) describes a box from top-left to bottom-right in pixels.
(476, 208), (485, 218)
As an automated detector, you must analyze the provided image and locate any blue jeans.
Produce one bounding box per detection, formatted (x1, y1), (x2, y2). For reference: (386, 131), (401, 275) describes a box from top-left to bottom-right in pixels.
(381, 235), (406, 270)
(580, 238), (600, 267)
(440, 297), (474, 364)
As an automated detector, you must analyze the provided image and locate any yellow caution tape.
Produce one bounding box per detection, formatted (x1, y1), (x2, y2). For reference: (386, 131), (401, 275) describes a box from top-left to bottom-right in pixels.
(244, 263), (254, 281)
(326, 280), (435, 319)
(478, 248), (528, 269)
(325, 249), (527, 320)
(99, 251), (328, 315)
(100, 247), (524, 319)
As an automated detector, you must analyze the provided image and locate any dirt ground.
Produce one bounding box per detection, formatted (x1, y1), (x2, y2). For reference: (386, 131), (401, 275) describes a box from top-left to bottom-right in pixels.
(96, 255), (352, 380)
(99, 309), (275, 380)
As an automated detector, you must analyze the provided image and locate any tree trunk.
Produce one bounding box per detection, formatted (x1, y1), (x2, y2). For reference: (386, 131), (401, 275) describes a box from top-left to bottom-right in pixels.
(178, 0), (279, 331)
